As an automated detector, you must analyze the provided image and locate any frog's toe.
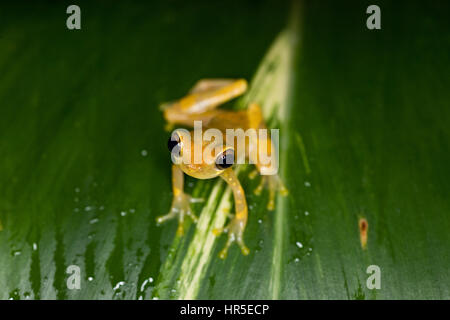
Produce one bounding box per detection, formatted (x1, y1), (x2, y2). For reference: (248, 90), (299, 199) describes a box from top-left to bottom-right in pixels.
(156, 209), (177, 224)
(266, 175), (288, 210)
(176, 223), (185, 236)
(253, 175), (267, 195)
(186, 208), (198, 223)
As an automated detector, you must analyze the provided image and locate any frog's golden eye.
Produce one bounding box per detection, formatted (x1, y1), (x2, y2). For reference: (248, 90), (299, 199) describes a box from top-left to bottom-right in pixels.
(215, 149), (234, 170)
(168, 133), (181, 157)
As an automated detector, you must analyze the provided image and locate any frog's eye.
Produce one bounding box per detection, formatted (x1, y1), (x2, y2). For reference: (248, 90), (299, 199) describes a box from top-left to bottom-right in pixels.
(215, 149), (234, 170)
(168, 133), (181, 157)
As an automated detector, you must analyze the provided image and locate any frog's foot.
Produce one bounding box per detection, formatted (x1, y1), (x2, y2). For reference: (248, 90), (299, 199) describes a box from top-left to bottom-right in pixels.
(213, 217), (249, 259)
(254, 174), (288, 210)
(156, 193), (201, 236)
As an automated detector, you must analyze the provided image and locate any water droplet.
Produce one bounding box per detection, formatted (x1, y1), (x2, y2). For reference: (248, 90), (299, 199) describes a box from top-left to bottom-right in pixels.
(138, 295), (143, 300)
(305, 211), (309, 216)
(152, 297), (159, 300)
(255, 239), (264, 252)
(294, 258), (300, 263)
(140, 277), (154, 292)
(113, 281), (126, 291)
(140, 280), (148, 292)
(304, 181), (311, 187)
(129, 208), (135, 213)
(296, 241), (303, 249)
(120, 211), (127, 217)
(12, 250), (21, 256)
(9, 289), (20, 300)
(89, 218), (99, 224)
(258, 219), (262, 224)
(75, 187), (80, 193)
(141, 150), (148, 157)
(32, 243), (38, 251)
(85, 206), (92, 212)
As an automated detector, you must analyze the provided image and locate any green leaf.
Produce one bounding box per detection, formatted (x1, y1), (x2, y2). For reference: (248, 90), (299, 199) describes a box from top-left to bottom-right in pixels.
(0, 1), (449, 300)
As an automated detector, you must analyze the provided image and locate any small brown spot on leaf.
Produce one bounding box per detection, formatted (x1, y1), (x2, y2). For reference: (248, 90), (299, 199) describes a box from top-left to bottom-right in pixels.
(359, 218), (368, 249)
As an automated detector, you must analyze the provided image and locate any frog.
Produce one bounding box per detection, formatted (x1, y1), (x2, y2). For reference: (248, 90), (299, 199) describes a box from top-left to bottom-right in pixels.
(157, 78), (288, 259)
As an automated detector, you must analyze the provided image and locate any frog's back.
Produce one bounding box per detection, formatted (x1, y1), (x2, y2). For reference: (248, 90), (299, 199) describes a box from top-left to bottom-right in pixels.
(204, 103), (265, 132)
(204, 110), (249, 132)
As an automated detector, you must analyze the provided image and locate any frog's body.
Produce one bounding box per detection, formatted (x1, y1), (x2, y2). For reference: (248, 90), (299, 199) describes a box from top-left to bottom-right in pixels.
(158, 79), (287, 258)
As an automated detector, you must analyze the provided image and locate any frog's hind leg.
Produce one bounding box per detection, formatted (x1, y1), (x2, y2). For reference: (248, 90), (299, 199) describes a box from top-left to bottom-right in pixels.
(246, 102), (265, 130)
(246, 103), (289, 210)
(183, 79), (248, 113)
(162, 79), (248, 128)
(188, 79), (238, 94)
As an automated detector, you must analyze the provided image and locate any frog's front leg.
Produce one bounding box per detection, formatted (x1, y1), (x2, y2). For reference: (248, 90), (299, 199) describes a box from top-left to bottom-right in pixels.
(157, 165), (199, 236)
(213, 168), (250, 259)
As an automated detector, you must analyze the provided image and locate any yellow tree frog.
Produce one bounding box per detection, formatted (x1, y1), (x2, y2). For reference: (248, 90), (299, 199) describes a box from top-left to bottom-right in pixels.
(157, 79), (288, 258)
